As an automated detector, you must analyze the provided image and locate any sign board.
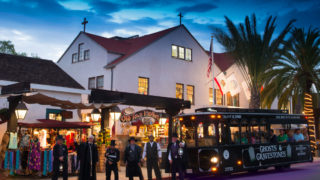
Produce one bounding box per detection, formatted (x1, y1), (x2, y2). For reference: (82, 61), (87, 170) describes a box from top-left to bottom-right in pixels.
(120, 109), (160, 125)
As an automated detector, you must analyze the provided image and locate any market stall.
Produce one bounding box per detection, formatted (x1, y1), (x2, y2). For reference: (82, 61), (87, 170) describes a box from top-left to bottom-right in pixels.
(2, 119), (93, 176)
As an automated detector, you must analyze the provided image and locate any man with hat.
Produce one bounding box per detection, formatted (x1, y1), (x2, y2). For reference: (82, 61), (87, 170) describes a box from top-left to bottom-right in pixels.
(105, 140), (120, 180)
(124, 137), (143, 180)
(141, 135), (162, 180)
(79, 135), (98, 180)
(52, 135), (68, 180)
(166, 133), (187, 180)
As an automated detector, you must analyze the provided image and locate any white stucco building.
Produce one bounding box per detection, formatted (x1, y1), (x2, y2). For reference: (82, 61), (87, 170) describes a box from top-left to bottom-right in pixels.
(57, 25), (246, 114)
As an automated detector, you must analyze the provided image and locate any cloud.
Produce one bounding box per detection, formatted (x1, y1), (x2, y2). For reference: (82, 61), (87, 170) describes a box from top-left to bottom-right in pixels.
(176, 3), (217, 14)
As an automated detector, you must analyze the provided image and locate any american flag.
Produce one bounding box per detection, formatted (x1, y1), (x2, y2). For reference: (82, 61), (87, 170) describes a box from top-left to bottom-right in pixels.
(207, 37), (213, 78)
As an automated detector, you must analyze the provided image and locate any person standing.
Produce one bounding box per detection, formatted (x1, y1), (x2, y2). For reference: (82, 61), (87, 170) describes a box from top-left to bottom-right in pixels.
(105, 140), (120, 180)
(166, 133), (187, 180)
(142, 135), (162, 180)
(52, 135), (68, 180)
(78, 135), (98, 180)
(269, 130), (278, 143)
(124, 137), (143, 180)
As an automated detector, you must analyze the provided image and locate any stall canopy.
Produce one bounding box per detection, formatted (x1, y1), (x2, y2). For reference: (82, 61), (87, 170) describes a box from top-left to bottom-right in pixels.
(18, 119), (94, 129)
(22, 93), (118, 109)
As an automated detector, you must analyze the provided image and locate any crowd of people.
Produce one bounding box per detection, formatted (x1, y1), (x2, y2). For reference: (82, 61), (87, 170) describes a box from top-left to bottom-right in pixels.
(52, 133), (187, 180)
(234, 128), (309, 145)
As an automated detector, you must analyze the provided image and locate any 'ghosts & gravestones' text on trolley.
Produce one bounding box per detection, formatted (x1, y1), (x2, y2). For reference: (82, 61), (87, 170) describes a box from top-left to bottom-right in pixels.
(172, 107), (313, 175)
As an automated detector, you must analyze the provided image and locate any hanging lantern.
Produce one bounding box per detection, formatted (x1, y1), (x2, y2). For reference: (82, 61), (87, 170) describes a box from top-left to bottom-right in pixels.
(91, 108), (101, 121)
(15, 101), (28, 120)
(159, 113), (168, 125)
(110, 106), (121, 121)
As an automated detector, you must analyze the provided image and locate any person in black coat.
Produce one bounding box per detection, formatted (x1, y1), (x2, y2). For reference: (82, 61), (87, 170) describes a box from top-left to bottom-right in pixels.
(124, 137), (143, 180)
(105, 140), (120, 180)
(165, 133), (187, 180)
(52, 135), (68, 180)
(78, 135), (98, 180)
(270, 130), (278, 144)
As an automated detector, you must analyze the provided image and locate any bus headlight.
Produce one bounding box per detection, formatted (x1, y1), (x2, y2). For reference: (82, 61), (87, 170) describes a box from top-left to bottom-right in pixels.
(210, 157), (218, 163)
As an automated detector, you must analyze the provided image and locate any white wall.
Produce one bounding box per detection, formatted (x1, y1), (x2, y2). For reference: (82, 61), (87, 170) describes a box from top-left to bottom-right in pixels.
(112, 26), (221, 113)
(57, 33), (115, 90)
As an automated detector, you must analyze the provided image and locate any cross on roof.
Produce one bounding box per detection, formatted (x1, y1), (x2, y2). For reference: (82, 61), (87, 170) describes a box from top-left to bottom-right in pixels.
(178, 12), (183, 25)
(82, 17), (88, 32)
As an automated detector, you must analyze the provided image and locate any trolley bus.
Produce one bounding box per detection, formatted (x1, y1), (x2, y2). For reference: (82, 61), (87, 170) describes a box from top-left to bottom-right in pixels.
(173, 107), (313, 175)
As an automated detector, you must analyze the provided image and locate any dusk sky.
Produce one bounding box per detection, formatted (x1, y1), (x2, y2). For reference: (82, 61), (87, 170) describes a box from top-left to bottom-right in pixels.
(0, 0), (319, 61)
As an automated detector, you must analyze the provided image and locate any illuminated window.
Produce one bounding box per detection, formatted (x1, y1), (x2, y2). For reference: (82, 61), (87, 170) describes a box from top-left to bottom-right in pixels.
(172, 45), (178, 58)
(84, 50), (90, 60)
(96, 76), (104, 89)
(178, 47), (185, 59)
(227, 92), (239, 107)
(186, 85), (194, 104)
(78, 43), (84, 61)
(186, 48), (192, 61)
(215, 89), (223, 105)
(138, 77), (149, 95)
(176, 83), (184, 99)
(72, 53), (78, 63)
(88, 77), (95, 89)
(209, 88), (213, 105)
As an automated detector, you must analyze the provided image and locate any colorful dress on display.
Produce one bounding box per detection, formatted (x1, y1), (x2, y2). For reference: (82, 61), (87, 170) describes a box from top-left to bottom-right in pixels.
(28, 140), (41, 171)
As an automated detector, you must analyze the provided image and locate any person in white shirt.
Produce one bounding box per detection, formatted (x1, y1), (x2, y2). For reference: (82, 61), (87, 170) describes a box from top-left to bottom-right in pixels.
(141, 135), (162, 180)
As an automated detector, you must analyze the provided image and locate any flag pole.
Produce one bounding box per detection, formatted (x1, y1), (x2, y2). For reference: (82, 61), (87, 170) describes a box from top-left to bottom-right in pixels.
(211, 35), (215, 106)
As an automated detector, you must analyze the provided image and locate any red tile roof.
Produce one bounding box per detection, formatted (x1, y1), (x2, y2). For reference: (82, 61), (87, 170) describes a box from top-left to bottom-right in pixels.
(85, 25), (181, 68)
(207, 51), (235, 72)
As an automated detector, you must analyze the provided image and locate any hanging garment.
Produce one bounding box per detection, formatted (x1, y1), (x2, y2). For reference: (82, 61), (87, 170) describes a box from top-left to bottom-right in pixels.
(8, 132), (18, 150)
(28, 141), (41, 171)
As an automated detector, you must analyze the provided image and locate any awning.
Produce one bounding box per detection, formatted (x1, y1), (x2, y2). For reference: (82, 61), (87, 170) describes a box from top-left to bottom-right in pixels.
(18, 119), (94, 129)
(22, 93), (118, 109)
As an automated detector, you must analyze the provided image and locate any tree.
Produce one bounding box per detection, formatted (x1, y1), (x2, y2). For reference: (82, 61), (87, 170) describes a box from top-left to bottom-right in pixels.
(214, 14), (295, 108)
(261, 27), (320, 148)
(0, 40), (39, 58)
(0, 40), (17, 54)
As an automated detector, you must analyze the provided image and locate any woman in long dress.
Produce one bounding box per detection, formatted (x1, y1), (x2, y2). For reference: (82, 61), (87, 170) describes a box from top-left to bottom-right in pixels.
(28, 136), (41, 174)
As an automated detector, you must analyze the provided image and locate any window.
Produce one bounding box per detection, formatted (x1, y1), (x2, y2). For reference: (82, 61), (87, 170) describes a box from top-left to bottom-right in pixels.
(171, 45), (178, 58)
(186, 48), (192, 61)
(88, 77), (95, 89)
(72, 53), (78, 63)
(215, 89), (223, 105)
(209, 88), (213, 105)
(78, 43), (84, 61)
(96, 76), (104, 89)
(227, 92), (239, 107)
(178, 47), (185, 59)
(176, 83), (184, 99)
(138, 77), (149, 95)
(186, 85), (194, 105)
(84, 50), (90, 60)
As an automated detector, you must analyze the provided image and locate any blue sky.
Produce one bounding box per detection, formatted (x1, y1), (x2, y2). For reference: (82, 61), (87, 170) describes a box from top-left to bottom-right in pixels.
(0, 0), (319, 61)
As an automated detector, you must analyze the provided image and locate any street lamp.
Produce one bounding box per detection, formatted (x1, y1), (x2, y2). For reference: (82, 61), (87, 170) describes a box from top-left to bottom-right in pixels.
(110, 106), (121, 121)
(15, 101), (28, 120)
(159, 113), (168, 126)
(91, 108), (101, 122)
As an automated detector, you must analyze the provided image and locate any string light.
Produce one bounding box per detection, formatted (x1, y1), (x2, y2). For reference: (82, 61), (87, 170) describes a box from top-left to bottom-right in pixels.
(304, 93), (316, 150)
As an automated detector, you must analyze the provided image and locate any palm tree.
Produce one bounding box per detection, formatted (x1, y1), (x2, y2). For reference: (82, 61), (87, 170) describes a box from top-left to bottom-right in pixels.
(261, 27), (320, 148)
(214, 14), (295, 108)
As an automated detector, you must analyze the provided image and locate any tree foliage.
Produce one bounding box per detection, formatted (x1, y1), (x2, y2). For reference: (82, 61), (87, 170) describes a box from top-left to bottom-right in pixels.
(214, 14), (294, 108)
(261, 27), (320, 110)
